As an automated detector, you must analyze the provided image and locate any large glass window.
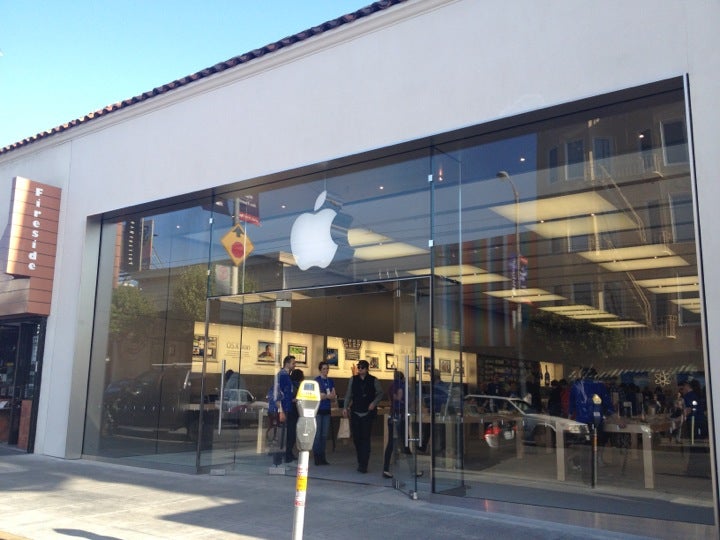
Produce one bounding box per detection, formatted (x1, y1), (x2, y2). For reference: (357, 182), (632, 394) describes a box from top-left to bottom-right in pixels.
(83, 79), (710, 524)
(434, 81), (710, 524)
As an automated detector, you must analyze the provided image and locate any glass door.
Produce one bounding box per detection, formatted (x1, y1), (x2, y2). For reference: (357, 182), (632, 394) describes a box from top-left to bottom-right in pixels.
(198, 293), (285, 472)
(0, 321), (43, 450)
(389, 279), (429, 498)
(427, 149), (466, 495)
(198, 279), (431, 483)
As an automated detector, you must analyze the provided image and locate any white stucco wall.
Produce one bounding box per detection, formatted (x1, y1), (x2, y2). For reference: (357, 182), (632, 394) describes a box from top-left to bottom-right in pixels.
(0, 0), (718, 472)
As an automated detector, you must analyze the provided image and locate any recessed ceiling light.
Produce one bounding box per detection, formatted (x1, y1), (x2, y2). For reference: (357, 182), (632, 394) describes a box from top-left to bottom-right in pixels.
(484, 288), (565, 303)
(593, 320), (646, 328)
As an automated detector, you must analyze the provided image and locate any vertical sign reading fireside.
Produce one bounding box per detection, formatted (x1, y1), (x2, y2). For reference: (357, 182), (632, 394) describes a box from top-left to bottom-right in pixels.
(6, 177), (61, 281)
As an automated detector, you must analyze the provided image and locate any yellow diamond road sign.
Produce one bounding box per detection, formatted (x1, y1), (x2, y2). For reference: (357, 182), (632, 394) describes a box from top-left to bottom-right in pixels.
(221, 225), (254, 266)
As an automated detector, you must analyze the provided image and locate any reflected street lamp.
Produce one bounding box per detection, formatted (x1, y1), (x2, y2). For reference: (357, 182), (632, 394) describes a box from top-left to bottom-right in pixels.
(496, 171), (522, 292)
(497, 171), (526, 396)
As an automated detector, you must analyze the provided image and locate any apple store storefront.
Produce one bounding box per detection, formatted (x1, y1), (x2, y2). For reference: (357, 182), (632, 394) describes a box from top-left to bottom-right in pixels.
(82, 77), (713, 527)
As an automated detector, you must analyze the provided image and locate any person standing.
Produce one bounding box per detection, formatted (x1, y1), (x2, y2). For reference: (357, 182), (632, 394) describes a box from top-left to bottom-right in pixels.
(287, 367), (305, 461)
(342, 359), (383, 473)
(272, 355), (296, 463)
(313, 361), (336, 466)
(418, 369), (449, 454)
(680, 379), (707, 440)
(568, 368), (617, 468)
(547, 379), (562, 416)
(383, 370), (411, 478)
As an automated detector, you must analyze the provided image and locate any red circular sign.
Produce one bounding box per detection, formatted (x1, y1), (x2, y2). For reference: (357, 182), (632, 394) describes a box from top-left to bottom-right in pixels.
(231, 242), (245, 259)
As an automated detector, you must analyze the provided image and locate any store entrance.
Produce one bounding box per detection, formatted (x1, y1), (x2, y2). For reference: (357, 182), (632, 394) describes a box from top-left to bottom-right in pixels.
(0, 320), (44, 451)
(198, 279), (431, 493)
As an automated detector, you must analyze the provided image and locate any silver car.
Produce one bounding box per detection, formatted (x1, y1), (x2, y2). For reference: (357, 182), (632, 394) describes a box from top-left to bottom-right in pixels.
(222, 388), (268, 426)
(464, 394), (590, 448)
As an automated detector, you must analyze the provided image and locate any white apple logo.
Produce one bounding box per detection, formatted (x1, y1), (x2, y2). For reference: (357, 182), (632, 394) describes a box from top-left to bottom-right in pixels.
(290, 190), (338, 270)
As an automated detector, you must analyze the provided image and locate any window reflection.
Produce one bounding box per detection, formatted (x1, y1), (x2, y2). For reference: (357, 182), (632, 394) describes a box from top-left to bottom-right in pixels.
(83, 81), (710, 522)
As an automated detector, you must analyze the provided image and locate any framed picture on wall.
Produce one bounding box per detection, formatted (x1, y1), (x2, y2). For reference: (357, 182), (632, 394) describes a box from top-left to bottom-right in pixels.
(257, 341), (277, 363)
(423, 356), (432, 373)
(440, 358), (451, 374)
(385, 353), (397, 370)
(288, 344), (308, 365)
(193, 335), (218, 361)
(325, 348), (339, 367)
(454, 359), (464, 375)
(368, 353), (379, 370)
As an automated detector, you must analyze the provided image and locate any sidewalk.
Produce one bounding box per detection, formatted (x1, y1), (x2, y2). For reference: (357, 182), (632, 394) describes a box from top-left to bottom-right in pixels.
(0, 449), (654, 540)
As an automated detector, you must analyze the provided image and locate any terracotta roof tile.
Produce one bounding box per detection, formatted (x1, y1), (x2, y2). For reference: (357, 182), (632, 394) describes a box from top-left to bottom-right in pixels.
(0, 0), (405, 155)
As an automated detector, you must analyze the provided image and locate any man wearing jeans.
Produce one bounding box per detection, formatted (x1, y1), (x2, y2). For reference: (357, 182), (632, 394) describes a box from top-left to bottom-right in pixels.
(313, 361), (336, 465)
(342, 360), (383, 473)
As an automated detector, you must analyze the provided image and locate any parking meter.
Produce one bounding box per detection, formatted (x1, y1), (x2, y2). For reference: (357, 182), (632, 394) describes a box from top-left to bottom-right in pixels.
(292, 380), (321, 540)
(591, 393), (602, 488)
(295, 380), (321, 451)
(591, 393), (603, 427)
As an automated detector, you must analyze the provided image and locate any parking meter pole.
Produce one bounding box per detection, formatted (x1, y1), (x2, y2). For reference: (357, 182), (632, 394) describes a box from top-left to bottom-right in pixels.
(292, 451), (310, 540)
(591, 423), (598, 488)
(292, 380), (320, 540)
(218, 359), (226, 434)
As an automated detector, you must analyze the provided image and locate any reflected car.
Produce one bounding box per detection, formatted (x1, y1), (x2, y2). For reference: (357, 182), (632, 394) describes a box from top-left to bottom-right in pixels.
(102, 366), (220, 442)
(464, 394), (590, 449)
(221, 388), (268, 426)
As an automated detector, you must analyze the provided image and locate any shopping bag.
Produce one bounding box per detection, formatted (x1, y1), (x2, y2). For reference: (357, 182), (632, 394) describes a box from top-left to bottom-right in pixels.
(337, 417), (350, 439)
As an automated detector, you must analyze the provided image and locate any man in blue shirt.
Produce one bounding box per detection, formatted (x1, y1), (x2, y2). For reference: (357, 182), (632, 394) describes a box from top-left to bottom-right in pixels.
(568, 368), (616, 468)
(272, 355), (296, 463)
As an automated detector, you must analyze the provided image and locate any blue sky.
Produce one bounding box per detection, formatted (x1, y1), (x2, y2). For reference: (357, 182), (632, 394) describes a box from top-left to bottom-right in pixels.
(0, 0), (368, 149)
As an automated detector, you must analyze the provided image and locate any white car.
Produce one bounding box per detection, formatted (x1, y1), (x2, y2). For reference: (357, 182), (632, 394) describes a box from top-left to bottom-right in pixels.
(222, 389), (268, 426)
(464, 394), (590, 448)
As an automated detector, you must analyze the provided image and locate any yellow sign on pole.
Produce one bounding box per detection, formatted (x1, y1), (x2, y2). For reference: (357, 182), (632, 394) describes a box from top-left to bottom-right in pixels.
(221, 225), (254, 266)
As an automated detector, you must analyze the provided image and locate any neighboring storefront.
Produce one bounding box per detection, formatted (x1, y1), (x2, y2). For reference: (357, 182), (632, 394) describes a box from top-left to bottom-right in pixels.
(0, 1), (718, 537)
(0, 178), (60, 451)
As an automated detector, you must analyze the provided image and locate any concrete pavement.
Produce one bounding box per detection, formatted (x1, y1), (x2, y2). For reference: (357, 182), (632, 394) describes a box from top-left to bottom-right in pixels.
(0, 448), (656, 540)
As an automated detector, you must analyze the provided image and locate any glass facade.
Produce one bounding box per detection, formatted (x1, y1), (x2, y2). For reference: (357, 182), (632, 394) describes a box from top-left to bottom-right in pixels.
(82, 78), (712, 523)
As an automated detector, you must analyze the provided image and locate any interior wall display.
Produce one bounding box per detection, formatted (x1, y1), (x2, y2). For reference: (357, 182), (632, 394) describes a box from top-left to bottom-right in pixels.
(288, 344), (307, 365)
(385, 353), (397, 370)
(325, 348), (339, 367)
(257, 341), (277, 363)
(193, 335), (217, 361)
(454, 359), (464, 376)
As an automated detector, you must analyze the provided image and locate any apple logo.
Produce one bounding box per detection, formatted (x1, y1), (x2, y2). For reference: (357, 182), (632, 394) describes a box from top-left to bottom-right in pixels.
(290, 190), (338, 270)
